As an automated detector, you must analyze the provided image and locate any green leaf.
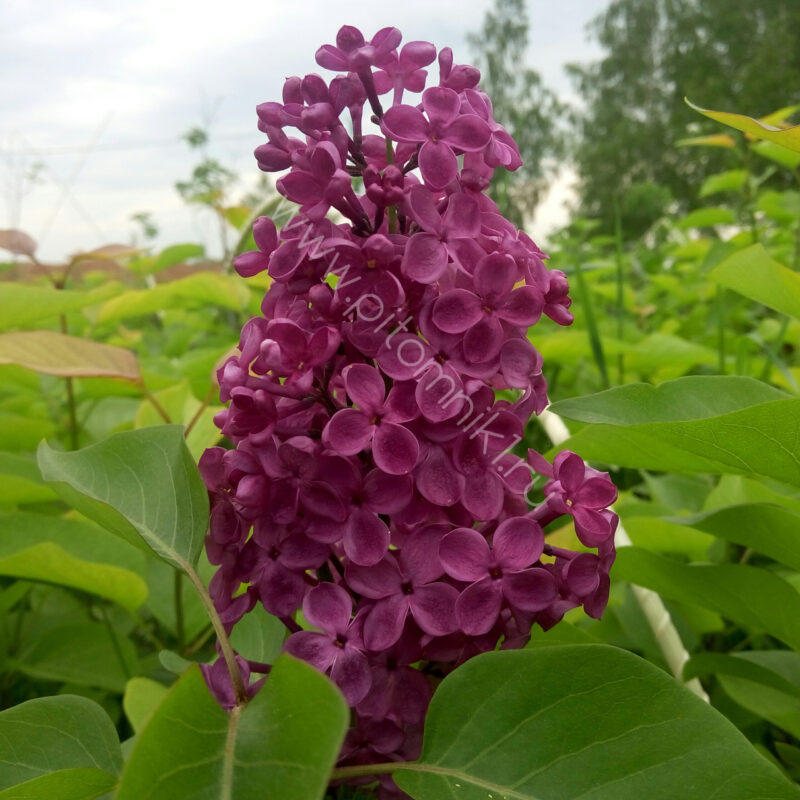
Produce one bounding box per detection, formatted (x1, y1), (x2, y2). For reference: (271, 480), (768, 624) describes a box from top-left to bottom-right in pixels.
(394, 645), (799, 799)
(117, 657), (348, 800)
(614, 547), (800, 650)
(676, 207), (736, 229)
(123, 678), (169, 733)
(0, 694), (121, 791)
(674, 503), (800, 571)
(13, 621), (139, 692)
(751, 140), (800, 170)
(0, 284), (113, 331)
(699, 169), (748, 197)
(0, 331), (140, 380)
(0, 512), (148, 610)
(710, 243), (800, 320)
(550, 376), (786, 425)
(690, 652), (800, 738)
(553, 396), (800, 488)
(0, 768), (117, 800)
(155, 243), (205, 271)
(623, 517), (714, 561)
(229, 604), (285, 665)
(96, 272), (249, 324)
(688, 99), (800, 155)
(37, 426), (209, 569)
(0, 451), (57, 505)
(0, 411), (55, 451)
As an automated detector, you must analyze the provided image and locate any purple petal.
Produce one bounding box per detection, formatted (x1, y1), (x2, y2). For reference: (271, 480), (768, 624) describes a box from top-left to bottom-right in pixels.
(381, 104), (430, 142)
(383, 380), (420, 423)
(303, 582), (352, 635)
(277, 170), (321, 205)
(406, 185), (443, 232)
(432, 289), (483, 333)
(378, 334), (433, 380)
(442, 193), (481, 238)
(493, 517), (545, 570)
(562, 553), (602, 596)
(418, 140), (458, 190)
(331, 647), (372, 706)
(474, 252), (517, 298)
(302, 480), (347, 522)
(416, 445), (464, 506)
(253, 216), (278, 253)
(400, 527), (447, 584)
(503, 568), (557, 612)
(500, 339), (542, 388)
(496, 286), (544, 327)
(415, 363), (465, 423)
(322, 409), (373, 455)
(258, 561), (306, 618)
(440, 528), (491, 582)
(363, 469), (414, 513)
(575, 477), (618, 509)
(372, 422), (420, 475)
(410, 583), (459, 636)
(554, 451), (586, 494)
(422, 86), (460, 127)
(573, 507), (618, 548)
(346, 556), (402, 599)
(461, 470), (504, 521)
(233, 250), (270, 278)
(401, 232), (448, 283)
(464, 315), (504, 363)
(400, 41), (437, 70)
(441, 115), (492, 151)
(363, 595), (409, 651)
(455, 578), (503, 635)
(284, 630), (336, 672)
(343, 507), (390, 566)
(343, 363), (385, 413)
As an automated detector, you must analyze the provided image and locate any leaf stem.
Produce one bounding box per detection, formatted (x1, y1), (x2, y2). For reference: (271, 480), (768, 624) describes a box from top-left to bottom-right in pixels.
(572, 250), (610, 389)
(174, 571), (185, 650)
(182, 561), (248, 706)
(138, 381), (172, 424)
(330, 762), (407, 780)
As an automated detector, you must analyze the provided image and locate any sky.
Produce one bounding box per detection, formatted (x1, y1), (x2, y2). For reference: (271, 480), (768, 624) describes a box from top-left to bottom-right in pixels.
(1, 0), (604, 261)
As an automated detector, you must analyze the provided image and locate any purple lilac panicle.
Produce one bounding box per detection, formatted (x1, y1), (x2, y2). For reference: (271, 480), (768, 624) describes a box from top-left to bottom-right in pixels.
(200, 23), (618, 797)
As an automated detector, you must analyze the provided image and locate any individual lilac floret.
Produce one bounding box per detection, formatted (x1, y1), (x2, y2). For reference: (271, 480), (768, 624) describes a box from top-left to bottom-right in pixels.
(440, 519), (556, 635)
(285, 583), (371, 705)
(346, 527), (458, 649)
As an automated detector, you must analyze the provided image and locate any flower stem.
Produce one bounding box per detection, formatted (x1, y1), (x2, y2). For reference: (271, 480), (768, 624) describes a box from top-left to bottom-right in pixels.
(183, 561), (248, 706)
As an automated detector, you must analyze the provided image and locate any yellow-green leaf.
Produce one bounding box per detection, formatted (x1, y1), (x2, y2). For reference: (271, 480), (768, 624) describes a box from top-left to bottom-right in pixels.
(687, 98), (800, 154)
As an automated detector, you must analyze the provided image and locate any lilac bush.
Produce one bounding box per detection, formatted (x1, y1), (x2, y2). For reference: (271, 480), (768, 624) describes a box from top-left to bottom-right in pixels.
(199, 23), (617, 796)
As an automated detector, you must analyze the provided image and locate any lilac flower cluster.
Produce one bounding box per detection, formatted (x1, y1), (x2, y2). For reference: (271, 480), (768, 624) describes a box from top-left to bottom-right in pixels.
(199, 24), (617, 795)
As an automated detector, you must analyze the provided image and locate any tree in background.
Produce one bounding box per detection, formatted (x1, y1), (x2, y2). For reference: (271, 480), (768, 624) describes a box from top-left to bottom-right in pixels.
(468, 0), (565, 225)
(567, 0), (800, 235)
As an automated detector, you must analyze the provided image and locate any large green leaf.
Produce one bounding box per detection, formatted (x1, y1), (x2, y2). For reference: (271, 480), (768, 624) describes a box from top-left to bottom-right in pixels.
(550, 376), (786, 425)
(710, 243), (800, 320)
(117, 657), (348, 800)
(394, 645), (799, 799)
(0, 512), (147, 609)
(229, 603), (285, 665)
(674, 503), (800, 572)
(0, 695), (121, 793)
(614, 548), (800, 650)
(37, 426), (208, 569)
(552, 397), (800, 488)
